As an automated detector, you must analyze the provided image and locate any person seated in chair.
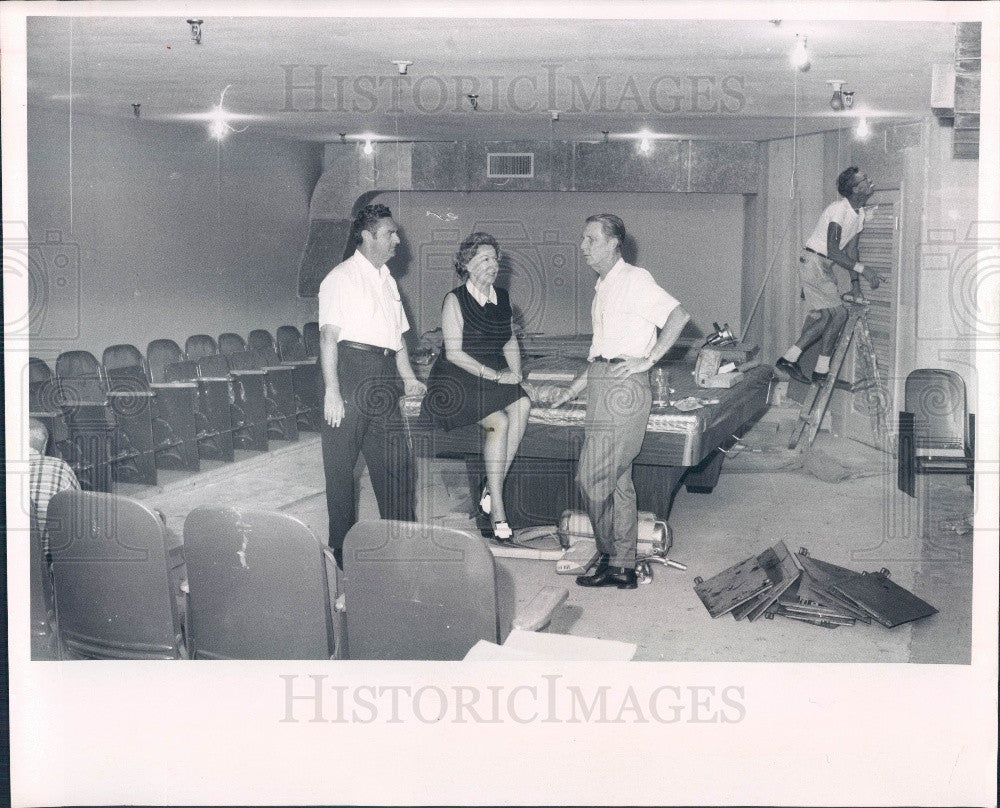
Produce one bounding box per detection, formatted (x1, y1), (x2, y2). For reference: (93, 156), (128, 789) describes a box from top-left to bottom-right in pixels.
(775, 167), (879, 385)
(28, 418), (80, 548)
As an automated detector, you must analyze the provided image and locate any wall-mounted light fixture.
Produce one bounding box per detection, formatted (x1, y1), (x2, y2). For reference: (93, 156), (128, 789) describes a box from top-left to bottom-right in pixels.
(827, 80), (846, 111)
(549, 109), (560, 121)
(601, 130), (609, 144)
(186, 19), (203, 45)
(132, 103), (141, 118)
(363, 139), (374, 156)
(854, 117), (871, 139)
(790, 36), (810, 72)
(638, 132), (653, 154)
(467, 94), (479, 111)
(392, 60), (413, 75)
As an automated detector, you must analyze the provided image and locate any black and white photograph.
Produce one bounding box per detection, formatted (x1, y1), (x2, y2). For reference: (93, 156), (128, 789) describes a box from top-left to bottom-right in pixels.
(3, 1), (998, 805)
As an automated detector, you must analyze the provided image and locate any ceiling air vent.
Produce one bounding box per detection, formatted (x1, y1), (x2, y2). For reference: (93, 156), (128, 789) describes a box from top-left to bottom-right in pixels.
(487, 152), (534, 178)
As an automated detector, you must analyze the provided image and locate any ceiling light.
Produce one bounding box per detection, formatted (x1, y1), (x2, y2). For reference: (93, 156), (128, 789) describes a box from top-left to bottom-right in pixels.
(855, 117), (871, 139)
(186, 19), (203, 45)
(363, 139), (374, 156)
(790, 36), (810, 72)
(207, 85), (247, 140)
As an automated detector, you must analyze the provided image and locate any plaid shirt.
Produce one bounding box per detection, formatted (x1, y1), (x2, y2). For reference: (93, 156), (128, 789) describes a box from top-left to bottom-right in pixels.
(30, 449), (80, 532)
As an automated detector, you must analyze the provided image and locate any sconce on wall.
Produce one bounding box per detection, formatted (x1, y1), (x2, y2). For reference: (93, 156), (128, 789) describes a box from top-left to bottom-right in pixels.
(186, 19), (203, 45)
(467, 94), (479, 111)
(790, 36), (810, 72)
(827, 80), (856, 112)
(132, 103), (141, 118)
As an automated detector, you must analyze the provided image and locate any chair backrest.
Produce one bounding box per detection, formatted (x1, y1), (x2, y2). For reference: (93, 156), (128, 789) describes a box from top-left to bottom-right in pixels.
(164, 359), (199, 383)
(30, 501), (56, 648)
(47, 490), (185, 659)
(223, 350), (260, 372)
(218, 333), (248, 355)
(147, 339), (186, 383)
(904, 369), (967, 449)
(55, 350), (107, 403)
(343, 520), (500, 660)
(29, 357), (58, 411)
(186, 334), (218, 361)
(102, 344), (151, 391)
(195, 354), (231, 379)
(248, 329), (276, 354)
(303, 322), (320, 358)
(276, 325), (309, 362)
(183, 508), (336, 659)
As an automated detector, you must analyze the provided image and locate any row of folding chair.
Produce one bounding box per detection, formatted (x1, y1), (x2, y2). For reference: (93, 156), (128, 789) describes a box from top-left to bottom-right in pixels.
(35, 490), (567, 660)
(28, 324), (321, 491)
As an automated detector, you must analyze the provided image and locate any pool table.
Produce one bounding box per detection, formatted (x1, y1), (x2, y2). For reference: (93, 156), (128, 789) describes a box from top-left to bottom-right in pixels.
(408, 359), (773, 529)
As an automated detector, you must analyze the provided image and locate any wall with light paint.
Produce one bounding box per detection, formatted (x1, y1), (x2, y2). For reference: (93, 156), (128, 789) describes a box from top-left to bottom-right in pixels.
(27, 104), (322, 364)
(367, 189), (745, 339)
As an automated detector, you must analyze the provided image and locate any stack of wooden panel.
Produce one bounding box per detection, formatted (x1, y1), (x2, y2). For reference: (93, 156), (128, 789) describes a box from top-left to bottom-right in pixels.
(693, 543), (937, 629)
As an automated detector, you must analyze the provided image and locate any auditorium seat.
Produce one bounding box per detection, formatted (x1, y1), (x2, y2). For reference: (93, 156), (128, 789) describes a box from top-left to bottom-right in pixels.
(220, 332), (297, 441)
(147, 339), (234, 462)
(29, 501), (57, 659)
(340, 520), (568, 660)
(302, 321), (320, 359)
(102, 344), (200, 472)
(187, 335), (269, 451)
(183, 508), (339, 659)
(29, 357), (102, 490)
(250, 328), (317, 432)
(47, 490), (188, 659)
(898, 368), (975, 497)
(55, 350), (156, 486)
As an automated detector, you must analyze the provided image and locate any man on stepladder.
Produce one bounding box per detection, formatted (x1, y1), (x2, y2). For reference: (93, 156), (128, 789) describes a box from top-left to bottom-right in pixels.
(775, 167), (879, 385)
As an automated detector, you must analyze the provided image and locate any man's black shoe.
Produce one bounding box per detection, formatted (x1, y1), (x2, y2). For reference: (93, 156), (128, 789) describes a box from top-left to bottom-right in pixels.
(588, 553), (611, 575)
(775, 357), (811, 385)
(576, 565), (639, 589)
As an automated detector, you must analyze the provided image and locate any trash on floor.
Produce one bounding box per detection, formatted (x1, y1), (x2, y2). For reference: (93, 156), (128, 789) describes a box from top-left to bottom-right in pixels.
(693, 544), (938, 629)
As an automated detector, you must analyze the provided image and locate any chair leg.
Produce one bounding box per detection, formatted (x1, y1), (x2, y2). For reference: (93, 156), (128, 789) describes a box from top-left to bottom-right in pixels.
(897, 411), (916, 498)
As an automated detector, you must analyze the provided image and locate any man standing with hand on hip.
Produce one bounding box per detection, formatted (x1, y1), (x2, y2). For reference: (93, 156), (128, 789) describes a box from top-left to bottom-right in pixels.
(551, 214), (689, 589)
(318, 203), (426, 569)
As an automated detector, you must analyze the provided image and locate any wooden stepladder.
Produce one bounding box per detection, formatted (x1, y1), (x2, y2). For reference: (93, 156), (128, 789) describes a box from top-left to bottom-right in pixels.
(788, 303), (889, 450)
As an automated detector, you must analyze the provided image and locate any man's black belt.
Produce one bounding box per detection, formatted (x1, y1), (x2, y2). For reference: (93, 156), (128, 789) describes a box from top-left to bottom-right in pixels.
(591, 356), (626, 364)
(339, 340), (396, 357)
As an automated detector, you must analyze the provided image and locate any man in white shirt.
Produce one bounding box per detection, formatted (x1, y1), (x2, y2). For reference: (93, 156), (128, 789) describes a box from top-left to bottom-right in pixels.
(551, 214), (689, 589)
(775, 167), (878, 385)
(317, 203), (426, 568)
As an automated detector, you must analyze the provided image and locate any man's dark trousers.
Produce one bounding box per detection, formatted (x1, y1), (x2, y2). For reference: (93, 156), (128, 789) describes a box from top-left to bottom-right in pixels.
(320, 346), (416, 553)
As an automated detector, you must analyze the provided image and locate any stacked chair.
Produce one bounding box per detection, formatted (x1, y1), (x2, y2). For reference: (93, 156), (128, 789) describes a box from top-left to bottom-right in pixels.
(219, 332), (298, 441)
(186, 335), (269, 452)
(250, 328), (318, 433)
(102, 344), (201, 473)
(147, 339), (235, 462)
(55, 350), (157, 487)
(29, 501), (57, 658)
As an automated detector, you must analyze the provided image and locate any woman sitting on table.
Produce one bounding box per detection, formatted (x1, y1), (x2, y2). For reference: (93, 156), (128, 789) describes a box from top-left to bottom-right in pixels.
(421, 232), (531, 543)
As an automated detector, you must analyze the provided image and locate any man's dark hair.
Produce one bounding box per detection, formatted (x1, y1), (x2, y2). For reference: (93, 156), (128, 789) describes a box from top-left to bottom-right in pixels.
(351, 203), (393, 244)
(837, 167), (861, 198)
(585, 213), (627, 250)
(454, 232), (501, 279)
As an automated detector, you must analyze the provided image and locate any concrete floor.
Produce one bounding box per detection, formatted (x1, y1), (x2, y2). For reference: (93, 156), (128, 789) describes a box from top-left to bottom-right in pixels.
(118, 400), (973, 663)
